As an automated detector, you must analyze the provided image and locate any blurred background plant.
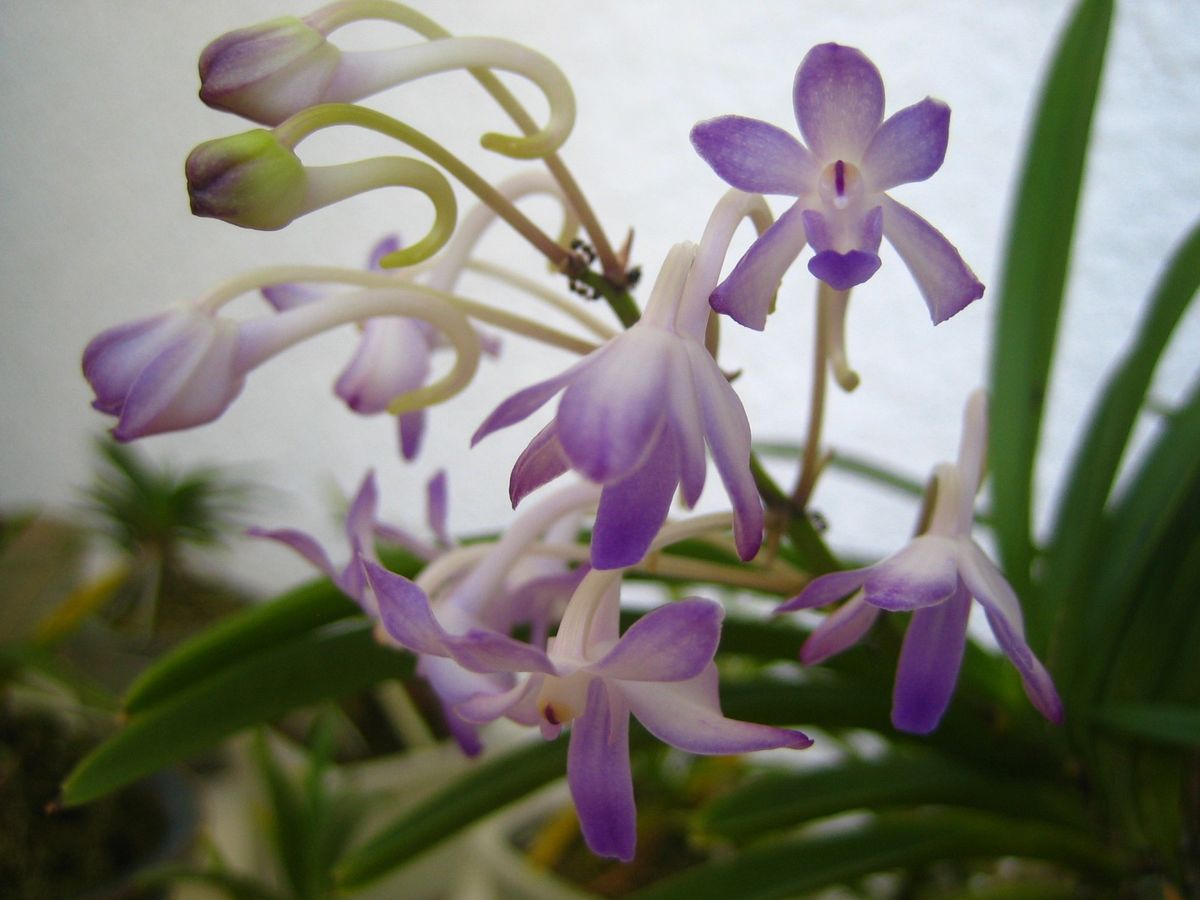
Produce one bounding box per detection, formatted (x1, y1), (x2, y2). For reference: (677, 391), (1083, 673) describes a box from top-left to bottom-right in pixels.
(1, 437), (256, 897)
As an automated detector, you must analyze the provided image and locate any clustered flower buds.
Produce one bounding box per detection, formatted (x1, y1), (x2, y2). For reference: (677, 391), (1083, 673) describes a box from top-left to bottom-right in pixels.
(83, 1), (1059, 863)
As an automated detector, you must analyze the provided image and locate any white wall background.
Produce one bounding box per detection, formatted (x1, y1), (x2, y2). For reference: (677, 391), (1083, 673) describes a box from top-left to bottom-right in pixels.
(1, 1), (1197, 594)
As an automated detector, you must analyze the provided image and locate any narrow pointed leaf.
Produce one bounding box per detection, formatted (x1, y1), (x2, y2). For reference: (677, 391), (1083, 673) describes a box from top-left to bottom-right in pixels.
(1041, 220), (1200, 646)
(988, 0), (1113, 602)
(123, 580), (359, 715)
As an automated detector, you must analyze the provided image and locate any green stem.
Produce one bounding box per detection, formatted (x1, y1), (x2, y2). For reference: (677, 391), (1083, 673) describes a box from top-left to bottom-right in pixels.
(572, 268), (641, 328)
(318, 0), (625, 283)
(276, 105), (571, 270)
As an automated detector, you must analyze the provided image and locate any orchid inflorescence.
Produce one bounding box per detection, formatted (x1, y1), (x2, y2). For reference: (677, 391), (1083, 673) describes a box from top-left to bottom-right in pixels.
(82, 2), (1061, 862)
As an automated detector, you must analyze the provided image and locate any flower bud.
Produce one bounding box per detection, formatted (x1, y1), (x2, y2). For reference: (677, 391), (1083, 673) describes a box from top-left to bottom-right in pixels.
(198, 16), (341, 125)
(83, 306), (245, 440)
(186, 129), (307, 231)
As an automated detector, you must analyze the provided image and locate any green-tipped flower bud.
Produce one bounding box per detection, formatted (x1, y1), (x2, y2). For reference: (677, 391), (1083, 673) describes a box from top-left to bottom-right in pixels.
(198, 16), (341, 126)
(186, 129), (307, 231)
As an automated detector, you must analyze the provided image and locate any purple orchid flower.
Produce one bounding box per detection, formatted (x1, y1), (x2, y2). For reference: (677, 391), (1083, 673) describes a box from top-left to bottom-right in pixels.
(366, 562), (811, 860)
(691, 43), (983, 329)
(472, 241), (764, 570)
(777, 390), (1062, 733)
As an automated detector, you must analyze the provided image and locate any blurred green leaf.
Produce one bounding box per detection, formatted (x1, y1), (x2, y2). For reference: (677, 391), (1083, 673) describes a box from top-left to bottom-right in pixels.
(60, 620), (413, 806)
(336, 738), (570, 888)
(1071, 379), (1200, 709)
(123, 579), (358, 715)
(137, 864), (282, 900)
(1093, 703), (1200, 749)
(253, 731), (317, 900)
(698, 752), (1088, 842)
(755, 440), (926, 501)
(632, 809), (1122, 900)
(988, 0), (1113, 602)
(1042, 221), (1200, 648)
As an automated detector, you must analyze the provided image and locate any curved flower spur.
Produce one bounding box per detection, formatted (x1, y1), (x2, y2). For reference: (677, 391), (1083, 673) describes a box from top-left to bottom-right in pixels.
(777, 390), (1063, 733)
(691, 42), (984, 330)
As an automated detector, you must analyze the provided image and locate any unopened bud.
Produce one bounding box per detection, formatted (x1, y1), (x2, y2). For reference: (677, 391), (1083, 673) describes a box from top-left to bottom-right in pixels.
(199, 17), (341, 126)
(186, 129), (307, 231)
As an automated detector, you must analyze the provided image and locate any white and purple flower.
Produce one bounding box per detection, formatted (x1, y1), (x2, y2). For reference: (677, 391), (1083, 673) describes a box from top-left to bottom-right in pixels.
(262, 235), (444, 460)
(777, 390), (1063, 733)
(472, 241), (763, 570)
(691, 42), (984, 329)
(83, 304), (247, 441)
(366, 561), (811, 861)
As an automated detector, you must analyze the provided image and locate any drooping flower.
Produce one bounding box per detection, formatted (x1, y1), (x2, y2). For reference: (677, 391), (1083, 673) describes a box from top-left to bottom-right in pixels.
(82, 305), (245, 441)
(472, 241), (764, 570)
(777, 390), (1062, 733)
(263, 235), (440, 459)
(83, 280), (481, 442)
(367, 561), (811, 860)
(691, 42), (984, 329)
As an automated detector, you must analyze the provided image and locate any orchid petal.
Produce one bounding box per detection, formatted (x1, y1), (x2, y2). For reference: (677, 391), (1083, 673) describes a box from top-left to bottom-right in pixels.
(450, 628), (557, 676)
(427, 469), (451, 546)
(591, 432), (680, 570)
(709, 201), (807, 331)
(690, 115), (818, 195)
(363, 560), (452, 656)
(335, 318), (431, 415)
(398, 410), (425, 461)
(622, 665), (812, 754)
(958, 542), (1064, 723)
(366, 233), (402, 270)
(685, 342), (763, 560)
(793, 43), (885, 161)
(509, 421), (571, 507)
(115, 321), (245, 440)
(568, 680), (636, 861)
(471, 350), (601, 446)
(800, 592), (880, 664)
(880, 195), (984, 324)
(456, 676), (543, 725)
(862, 97), (950, 191)
(557, 329), (673, 483)
(864, 535), (959, 611)
(591, 598), (721, 682)
(246, 526), (336, 578)
(260, 281), (324, 311)
(777, 567), (871, 613)
(665, 343), (707, 508)
(891, 582), (972, 733)
(807, 249), (882, 291)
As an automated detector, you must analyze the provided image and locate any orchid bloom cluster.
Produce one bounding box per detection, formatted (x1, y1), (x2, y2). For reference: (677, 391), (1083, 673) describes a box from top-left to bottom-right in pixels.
(82, 2), (1061, 862)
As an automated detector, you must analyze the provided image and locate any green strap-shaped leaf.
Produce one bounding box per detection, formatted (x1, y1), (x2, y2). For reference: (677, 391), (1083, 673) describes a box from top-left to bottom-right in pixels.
(988, 0), (1113, 606)
(1041, 221), (1200, 647)
(123, 579), (359, 715)
(631, 810), (1122, 900)
(60, 620), (413, 806)
(698, 752), (1088, 842)
(1072, 379), (1200, 708)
